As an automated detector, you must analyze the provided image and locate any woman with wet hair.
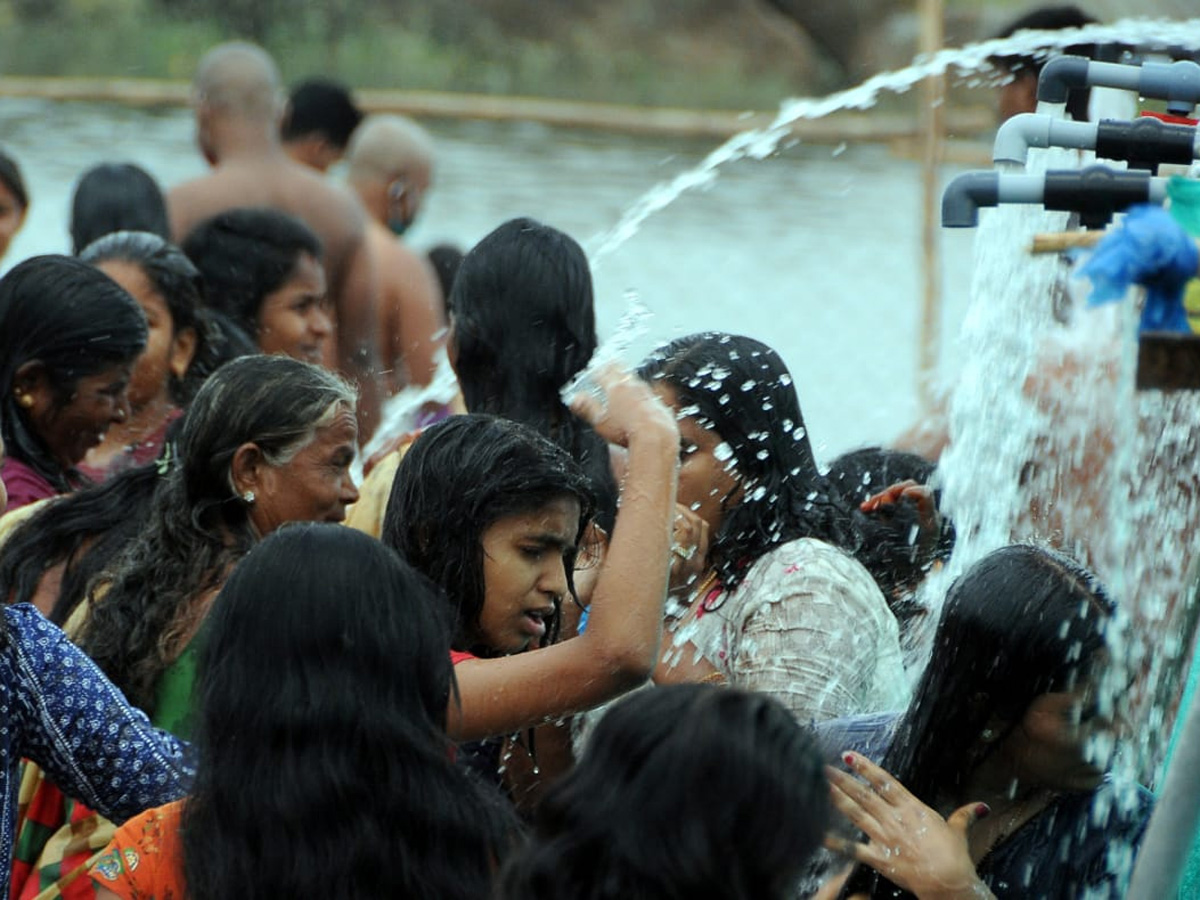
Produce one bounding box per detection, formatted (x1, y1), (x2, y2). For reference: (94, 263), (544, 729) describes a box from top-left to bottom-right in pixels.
(182, 207), (332, 366)
(351, 216), (617, 538)
(499, 683), (830, 900)
(638, 332), (907, 723)
(90, 524), (511, 900)
(0, 148), (28, 262)
(382, 369), (678, 750)
(0, 255), (147, 511)
(823, 544), (1153, 900)
(70, 163), (171, 255)
(78, 231), (208, 480)
(8, 356), (359, 899)
(77, 354), (358, 722)
(446, 217), (617, 530)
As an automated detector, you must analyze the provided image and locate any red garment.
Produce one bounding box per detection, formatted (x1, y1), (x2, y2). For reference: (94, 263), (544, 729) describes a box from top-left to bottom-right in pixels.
(450, 650), (477, 666)
(76, 409), (182, 484)
(1, 457), (58, 512)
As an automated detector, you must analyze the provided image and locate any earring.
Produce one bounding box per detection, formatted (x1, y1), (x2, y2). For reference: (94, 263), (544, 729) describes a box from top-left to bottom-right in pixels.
(242, 491), (255, 504)
(16, 394), (33, 409)
(981, 728), (995, 741)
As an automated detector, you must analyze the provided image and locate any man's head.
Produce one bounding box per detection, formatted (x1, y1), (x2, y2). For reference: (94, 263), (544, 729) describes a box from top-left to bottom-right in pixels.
(991, 5), (1098, 123)
(345, 115), (435, 235)
(281, 79), (364, 172)
(192, 42), (285, 163)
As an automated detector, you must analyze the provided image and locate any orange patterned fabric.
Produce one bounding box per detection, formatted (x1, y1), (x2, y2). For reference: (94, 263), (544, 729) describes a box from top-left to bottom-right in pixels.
(87, 802), (185, 900)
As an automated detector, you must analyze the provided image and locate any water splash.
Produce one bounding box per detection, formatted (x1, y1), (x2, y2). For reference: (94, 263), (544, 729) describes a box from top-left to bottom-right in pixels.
(587, 19), (1200, 268)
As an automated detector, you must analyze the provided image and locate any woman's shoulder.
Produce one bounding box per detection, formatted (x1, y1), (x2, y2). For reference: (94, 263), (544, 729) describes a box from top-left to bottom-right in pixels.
(1, 458), (58, 512)
(90, 800), (186, 899)
(739, 537), (888, 608)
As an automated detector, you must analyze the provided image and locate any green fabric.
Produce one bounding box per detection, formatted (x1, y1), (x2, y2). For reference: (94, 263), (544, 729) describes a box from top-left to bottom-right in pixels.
(1168, 633), (1200, 898)
(1168, 176), (1200, 236)
(151, 632), (201, 741)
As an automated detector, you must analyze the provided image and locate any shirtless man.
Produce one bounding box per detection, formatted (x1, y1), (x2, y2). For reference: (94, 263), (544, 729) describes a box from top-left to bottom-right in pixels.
(167, 42), (381, 439)
(345, 115), (444, 393)
(281, 78), (363, 173)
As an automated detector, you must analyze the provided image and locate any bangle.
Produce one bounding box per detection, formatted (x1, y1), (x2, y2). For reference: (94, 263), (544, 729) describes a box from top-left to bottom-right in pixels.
(698, 672), (727, 685)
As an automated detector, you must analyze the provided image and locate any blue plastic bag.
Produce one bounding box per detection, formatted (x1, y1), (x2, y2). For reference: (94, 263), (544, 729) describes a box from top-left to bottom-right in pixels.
(1079, 203), (1199, 333)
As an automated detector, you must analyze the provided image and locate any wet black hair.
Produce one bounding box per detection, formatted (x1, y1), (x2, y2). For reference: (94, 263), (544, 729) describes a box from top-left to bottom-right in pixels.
(0, 149), (28, 211)
(80, 230), (211, 405)
(499, 684), (830, 900)
(448, 217), (617, 533)
(0, 459), (162, 625)
(841, 544), (1114, 899)
(184, 523), (512, 900)
(0, 255), (148, 492)
(426, 242), (463, 316)
(281, 78), (363, 150)
(639, 332), (863, 591)
(69, 163), (170, 255)
(383, 414), (595, 657)
(181, 207), (323, 347)
(827, 445), (956, 603)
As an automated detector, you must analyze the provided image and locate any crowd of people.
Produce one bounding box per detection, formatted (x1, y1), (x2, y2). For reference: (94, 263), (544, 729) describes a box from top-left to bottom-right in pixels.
(0, 9), (1184, 898)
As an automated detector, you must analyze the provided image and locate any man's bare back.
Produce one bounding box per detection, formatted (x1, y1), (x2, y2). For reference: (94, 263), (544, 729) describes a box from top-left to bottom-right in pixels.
(364, 221), (444, 392)
(169, 42), (382, 439)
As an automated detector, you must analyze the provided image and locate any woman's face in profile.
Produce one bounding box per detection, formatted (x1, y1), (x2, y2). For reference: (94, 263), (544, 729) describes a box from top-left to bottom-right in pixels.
(653, 383), (743, 536)
(29, 363), (134, 468)
(995, 661), (1121, 793)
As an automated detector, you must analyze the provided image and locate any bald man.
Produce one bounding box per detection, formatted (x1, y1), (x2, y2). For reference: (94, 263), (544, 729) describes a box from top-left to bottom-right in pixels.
(168, 42), (382, 439)
(345, 115), (444, 393)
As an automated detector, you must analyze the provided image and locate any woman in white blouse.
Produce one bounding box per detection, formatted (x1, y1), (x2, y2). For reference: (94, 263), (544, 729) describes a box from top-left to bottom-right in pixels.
(640, 333), (909, 724)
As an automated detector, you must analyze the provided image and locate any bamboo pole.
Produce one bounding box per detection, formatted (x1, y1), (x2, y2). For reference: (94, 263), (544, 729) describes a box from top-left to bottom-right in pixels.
(917, 0), (945, 411)
(1029, 232), (1104, 253)
(0, 75), (995, 142)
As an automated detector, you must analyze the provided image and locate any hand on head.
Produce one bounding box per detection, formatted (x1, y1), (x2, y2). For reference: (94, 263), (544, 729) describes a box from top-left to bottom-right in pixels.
(567, 364), (677, 448)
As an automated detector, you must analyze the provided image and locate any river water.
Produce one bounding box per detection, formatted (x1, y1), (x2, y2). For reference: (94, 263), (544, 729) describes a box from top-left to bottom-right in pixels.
(0, 96), (978, 460)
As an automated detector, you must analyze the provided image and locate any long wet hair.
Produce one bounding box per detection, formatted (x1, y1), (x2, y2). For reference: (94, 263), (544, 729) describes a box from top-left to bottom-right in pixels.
(0, 459), (162, 626)
(841, 544), (1115, 899)
(0, 255), (148, 492)
(448, 217), (617, 532)
(499, 684), (830, 900)
(69, 163), (170, 254)
(639, 332), (862, 591)
(77, 355), (356, 714)
(80, 230), (212, 405)
(183, 524), (512, 900)
(383, 414), (595, 656)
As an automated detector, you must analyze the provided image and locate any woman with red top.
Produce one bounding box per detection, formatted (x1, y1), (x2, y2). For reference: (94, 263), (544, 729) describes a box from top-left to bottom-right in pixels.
(0, 255), (147, 511)
(382, 369), (678, 751)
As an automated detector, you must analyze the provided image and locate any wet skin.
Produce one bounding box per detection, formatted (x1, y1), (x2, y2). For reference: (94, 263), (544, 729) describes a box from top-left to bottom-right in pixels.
(245, 407), (360, 535)
(479, 496), (581, 655)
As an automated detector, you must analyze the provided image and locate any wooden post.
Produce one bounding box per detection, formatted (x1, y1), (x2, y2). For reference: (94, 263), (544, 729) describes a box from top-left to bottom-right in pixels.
(918, 0), (945, 411)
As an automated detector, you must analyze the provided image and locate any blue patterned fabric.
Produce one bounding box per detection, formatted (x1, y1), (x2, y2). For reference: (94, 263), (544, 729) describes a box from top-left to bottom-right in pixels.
(0, 604), (193, 890)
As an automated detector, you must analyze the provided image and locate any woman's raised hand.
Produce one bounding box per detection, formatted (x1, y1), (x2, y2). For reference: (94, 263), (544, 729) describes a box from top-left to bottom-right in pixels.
(826, 752), (996, 900)
(668, 503), (710, 596)
(568, 365), (677, 449)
